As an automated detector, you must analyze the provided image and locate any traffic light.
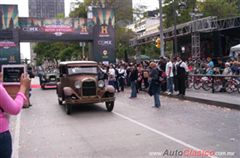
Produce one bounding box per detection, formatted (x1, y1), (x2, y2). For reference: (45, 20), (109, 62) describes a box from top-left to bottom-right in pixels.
(155, 37), (161, 48)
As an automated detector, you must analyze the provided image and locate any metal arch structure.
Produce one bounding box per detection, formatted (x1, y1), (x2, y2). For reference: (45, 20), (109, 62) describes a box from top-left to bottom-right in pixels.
(0, 4), (116, 65)
(130, 16), (240, 58)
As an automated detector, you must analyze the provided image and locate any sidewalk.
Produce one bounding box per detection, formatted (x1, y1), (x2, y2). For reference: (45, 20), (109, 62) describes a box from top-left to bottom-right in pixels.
(161, 89), (240, 110)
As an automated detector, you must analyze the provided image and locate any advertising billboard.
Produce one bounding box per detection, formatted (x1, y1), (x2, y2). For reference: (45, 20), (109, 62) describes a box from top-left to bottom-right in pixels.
(0, 5), (20, 65)
(92, 8), (116, 63)
(0, 5), (19, 30)
(0, 41), (20, 65)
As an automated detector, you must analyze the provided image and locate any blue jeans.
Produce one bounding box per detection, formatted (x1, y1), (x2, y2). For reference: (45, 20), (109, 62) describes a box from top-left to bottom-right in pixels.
(130, 81), (137, 97)
(0, 131), (12, 158)
(167, 77), (173, 93)
(154, 92), (161, 107)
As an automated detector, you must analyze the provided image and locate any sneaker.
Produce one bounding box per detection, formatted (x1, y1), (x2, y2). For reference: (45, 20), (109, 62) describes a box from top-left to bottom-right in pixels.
(129, 96), (136, 99)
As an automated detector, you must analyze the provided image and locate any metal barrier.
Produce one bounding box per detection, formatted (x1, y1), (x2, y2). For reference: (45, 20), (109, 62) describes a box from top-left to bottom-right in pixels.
(188, 74), (240, 94)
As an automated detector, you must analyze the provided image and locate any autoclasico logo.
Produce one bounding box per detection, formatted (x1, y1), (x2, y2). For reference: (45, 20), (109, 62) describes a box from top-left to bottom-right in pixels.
(98, 40), (112, 46)
(149, 149), (235, 157)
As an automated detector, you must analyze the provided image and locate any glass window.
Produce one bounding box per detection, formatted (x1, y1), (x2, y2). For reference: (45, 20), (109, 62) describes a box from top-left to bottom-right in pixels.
(68, 66), (97, 75)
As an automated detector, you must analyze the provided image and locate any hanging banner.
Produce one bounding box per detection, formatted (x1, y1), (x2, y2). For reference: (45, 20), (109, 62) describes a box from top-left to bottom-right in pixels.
(0, 5), (20, 65)
(0, 5), (19, 30)
(19, 18), (94, 41)
(92, 8), (116, 63)
(0, 41), (20, 65)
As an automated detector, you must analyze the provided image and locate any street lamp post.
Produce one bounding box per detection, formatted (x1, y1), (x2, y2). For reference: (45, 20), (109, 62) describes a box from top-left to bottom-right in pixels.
(173, 0), (177, 56)
(159, 0), (165, 57)
(79, 42), (86, 59)
(173, 1), (186, 56)
(190, 8), (203, 59)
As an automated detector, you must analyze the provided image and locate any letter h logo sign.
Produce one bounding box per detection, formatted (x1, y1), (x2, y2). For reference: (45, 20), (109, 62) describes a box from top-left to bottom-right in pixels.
(101, 25), (108, 35)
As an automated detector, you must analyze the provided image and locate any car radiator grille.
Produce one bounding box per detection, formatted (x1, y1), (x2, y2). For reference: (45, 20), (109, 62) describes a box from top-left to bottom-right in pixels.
(49, 75), (56, 81)
(82, 81), (96, 96)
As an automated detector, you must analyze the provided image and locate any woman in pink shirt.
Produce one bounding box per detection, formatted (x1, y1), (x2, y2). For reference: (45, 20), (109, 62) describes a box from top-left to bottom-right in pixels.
(0, 73), (31, 158)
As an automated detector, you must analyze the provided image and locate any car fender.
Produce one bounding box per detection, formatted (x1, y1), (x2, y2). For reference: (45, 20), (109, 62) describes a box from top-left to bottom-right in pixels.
(56, 82), (62, 96)
(63, 87), (79, 97)
(105, 85), (115, 93)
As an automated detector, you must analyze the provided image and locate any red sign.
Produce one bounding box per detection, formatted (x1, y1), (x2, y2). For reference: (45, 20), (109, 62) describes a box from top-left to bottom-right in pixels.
(0, 41), (17, 48)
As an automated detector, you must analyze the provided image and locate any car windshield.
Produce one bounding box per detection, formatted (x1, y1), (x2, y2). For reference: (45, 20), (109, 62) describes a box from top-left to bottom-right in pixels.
(68, 66), (97, 75)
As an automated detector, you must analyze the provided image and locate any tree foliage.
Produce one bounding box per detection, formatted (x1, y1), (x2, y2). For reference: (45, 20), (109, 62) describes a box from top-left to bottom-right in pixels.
(163, 0), (197, 28)
(199, 0), (240, 18)
(163, 0), (240, 28)
(34, 42), (84, 65)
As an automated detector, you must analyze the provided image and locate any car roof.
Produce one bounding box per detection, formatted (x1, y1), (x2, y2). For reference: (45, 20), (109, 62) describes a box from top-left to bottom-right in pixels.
(59, 61), (97, 65)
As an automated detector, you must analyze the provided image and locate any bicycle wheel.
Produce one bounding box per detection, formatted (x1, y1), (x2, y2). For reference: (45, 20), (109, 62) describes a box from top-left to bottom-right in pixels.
(225, 82), (234, 93)
(213, 82), (221, 92)
(238, 84), (240, 94)
(187, 78), (193, 89)
(202, 81), (211, 91)
(193, 81), (202, 90)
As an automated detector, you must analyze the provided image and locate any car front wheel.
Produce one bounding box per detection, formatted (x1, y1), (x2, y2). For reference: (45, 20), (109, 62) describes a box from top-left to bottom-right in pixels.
(105, 101), (114, 112)
(58, 97), (63, 105)
(65, 104), (72, 115)
(41, 84), (45, 90)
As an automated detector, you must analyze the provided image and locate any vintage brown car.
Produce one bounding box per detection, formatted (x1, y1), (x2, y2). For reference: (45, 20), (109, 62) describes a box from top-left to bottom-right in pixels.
(56, 61), (115, 115)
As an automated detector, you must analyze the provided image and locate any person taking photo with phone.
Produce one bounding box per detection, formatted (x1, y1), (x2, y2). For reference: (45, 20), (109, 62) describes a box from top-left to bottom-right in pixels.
(0, 73), (31, 158)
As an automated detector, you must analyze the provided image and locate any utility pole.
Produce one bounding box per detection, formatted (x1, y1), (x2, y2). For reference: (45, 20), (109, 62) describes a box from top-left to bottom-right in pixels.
(173, 0), (177, 56)
(159, 0), (165, 57)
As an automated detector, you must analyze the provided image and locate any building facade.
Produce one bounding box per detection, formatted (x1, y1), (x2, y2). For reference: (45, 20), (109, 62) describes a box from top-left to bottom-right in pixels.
(29, 0), (65, 18)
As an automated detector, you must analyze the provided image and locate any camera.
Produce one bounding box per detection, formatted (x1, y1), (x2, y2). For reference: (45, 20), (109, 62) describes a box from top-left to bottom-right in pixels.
(1, 64), (27, 85)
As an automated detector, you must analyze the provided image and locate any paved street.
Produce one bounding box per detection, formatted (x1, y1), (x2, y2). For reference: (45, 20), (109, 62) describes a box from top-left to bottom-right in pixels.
(8, 79), (240, 158)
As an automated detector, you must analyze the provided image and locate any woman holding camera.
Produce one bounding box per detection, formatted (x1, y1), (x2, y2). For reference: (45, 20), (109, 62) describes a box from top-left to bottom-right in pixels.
(0, 73), (31, 158)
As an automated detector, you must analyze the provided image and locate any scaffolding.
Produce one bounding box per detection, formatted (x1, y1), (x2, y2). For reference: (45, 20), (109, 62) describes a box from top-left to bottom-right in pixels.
(130, 16), (240, 57)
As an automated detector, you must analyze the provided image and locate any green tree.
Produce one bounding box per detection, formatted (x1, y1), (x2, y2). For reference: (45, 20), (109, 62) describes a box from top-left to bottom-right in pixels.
(163, 0), (240, 28)
(69, 0), (92, 18)
(163, 0), (197, 28)
(199, 0), (240, 18)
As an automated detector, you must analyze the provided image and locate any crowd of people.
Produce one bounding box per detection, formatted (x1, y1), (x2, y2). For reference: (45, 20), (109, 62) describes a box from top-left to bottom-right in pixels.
(97, 56), (240, 107)
(98, 56), (191, 108)
(187, 57), (240, 76)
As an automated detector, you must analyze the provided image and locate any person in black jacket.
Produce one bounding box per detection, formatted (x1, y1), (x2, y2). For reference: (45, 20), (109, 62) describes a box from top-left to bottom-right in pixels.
(176, 57), (189, 96)
(129, 64), (138, 98)
(148, 62), (161, 108)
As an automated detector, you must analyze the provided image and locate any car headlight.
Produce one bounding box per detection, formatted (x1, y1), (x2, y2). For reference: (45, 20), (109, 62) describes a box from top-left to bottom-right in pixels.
(98, 80), (105, 88)
(74, 81), (81, 89)
(41, 76), (46, 81)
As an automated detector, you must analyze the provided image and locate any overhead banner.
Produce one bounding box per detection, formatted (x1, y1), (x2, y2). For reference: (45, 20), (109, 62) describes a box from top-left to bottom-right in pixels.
(92, 8), (116, 63)
(19, 18), (94, 41)
(0, 5), (117, 64)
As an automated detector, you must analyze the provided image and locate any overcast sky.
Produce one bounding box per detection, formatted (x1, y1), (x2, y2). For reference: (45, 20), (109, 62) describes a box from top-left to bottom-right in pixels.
(0, 0), (159, 59)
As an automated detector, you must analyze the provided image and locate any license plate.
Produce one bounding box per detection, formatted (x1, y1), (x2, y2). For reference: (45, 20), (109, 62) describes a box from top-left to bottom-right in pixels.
(50, 78), (56, 81)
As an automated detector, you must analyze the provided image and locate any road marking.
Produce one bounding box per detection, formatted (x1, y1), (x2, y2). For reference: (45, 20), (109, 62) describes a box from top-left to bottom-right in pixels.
(113, 112), (219, 158)
(12, 112), (21, 158)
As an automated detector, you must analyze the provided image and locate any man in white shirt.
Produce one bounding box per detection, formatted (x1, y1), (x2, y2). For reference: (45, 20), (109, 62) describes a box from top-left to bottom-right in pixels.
(117, 65), (126, 91)
(165, 57), (174, 95)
